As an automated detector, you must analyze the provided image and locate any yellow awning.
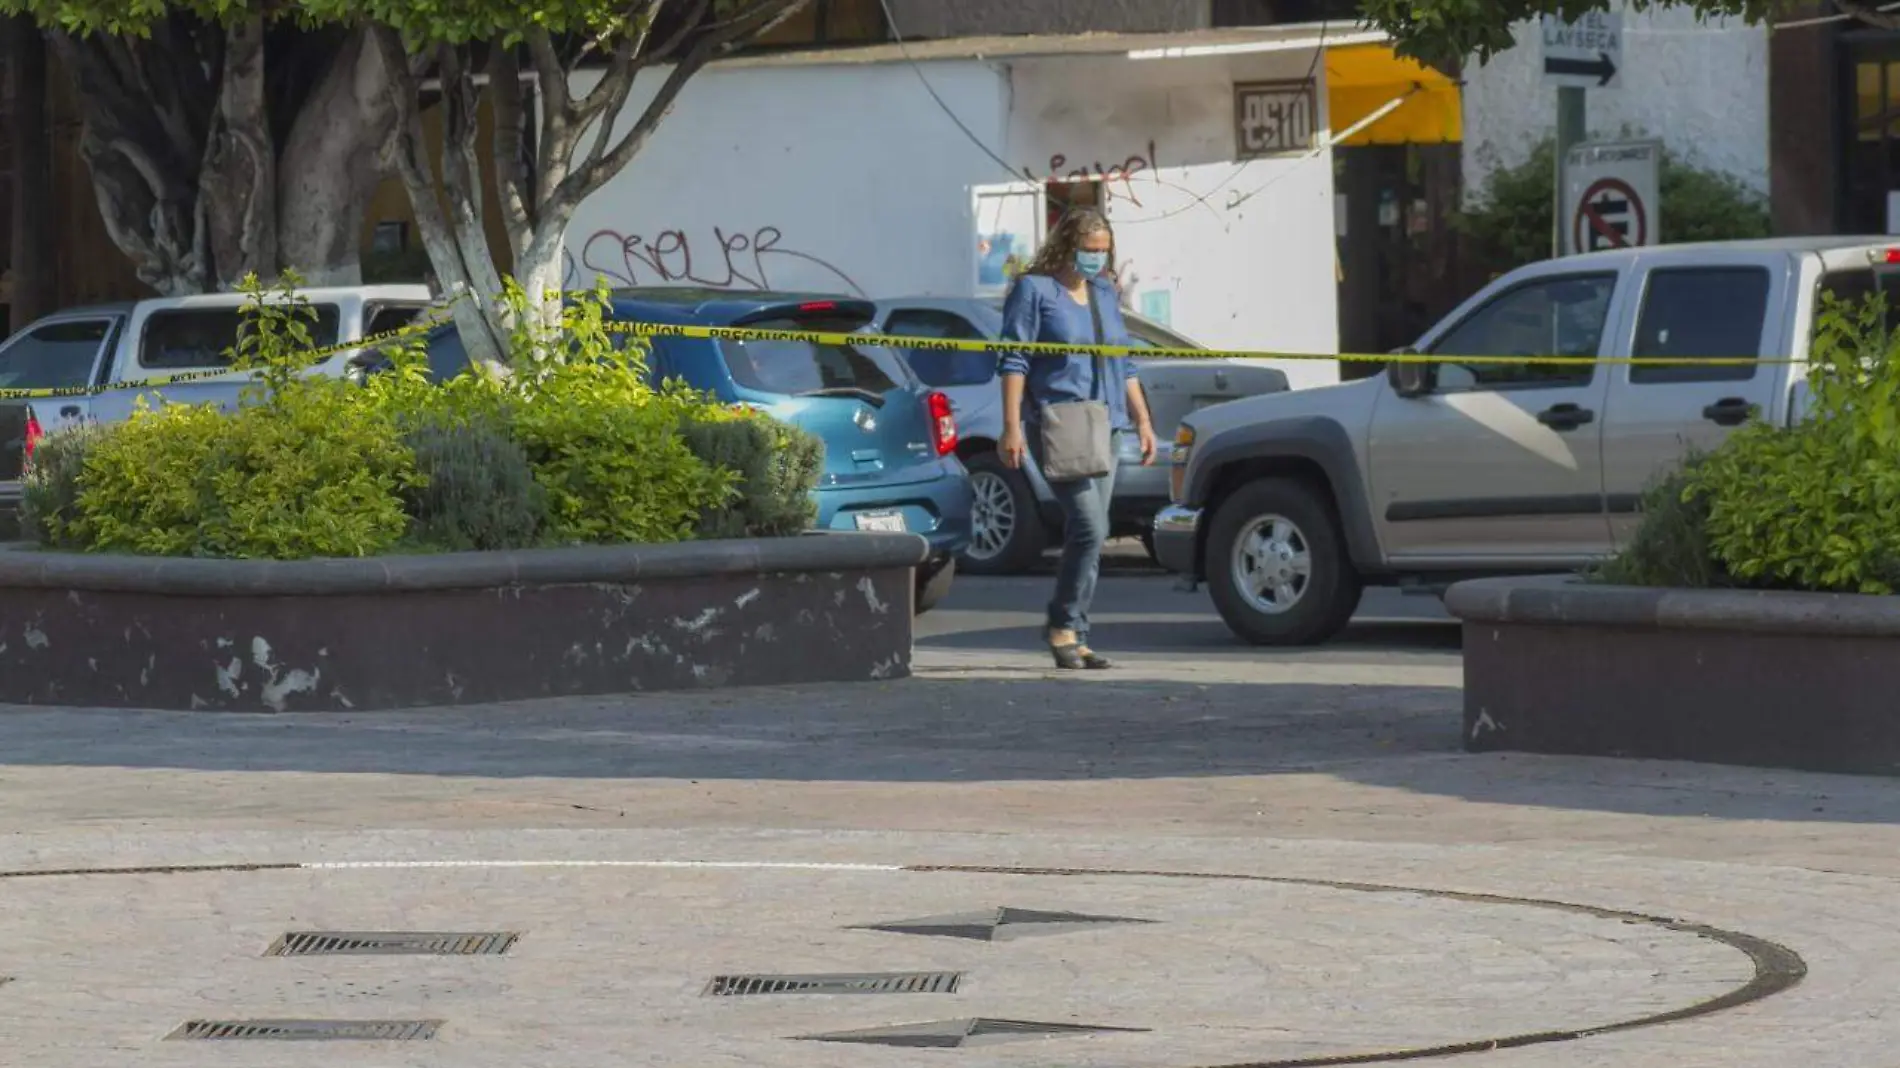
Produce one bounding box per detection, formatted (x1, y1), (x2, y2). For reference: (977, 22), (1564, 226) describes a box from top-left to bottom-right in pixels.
(1325, 42), (1461, 146)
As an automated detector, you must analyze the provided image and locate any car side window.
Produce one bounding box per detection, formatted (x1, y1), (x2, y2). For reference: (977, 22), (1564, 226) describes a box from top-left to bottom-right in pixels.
(0, 319), (114, 390)
(364, 304), (424, 338)
(882, 309), (995, 387)
(139, 305), (343, 369)
(1426, 274), (1617, 391)
(1630, 267), (1770, 384)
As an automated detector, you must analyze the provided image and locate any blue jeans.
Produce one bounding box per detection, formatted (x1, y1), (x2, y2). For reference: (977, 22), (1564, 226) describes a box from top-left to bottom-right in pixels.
(1043, 432), (1119, 644)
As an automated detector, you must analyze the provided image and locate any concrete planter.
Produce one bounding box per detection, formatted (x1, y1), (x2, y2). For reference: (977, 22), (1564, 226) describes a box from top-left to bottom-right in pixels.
(0, 533), (928, 712)
(1446, 576), (1900, 775)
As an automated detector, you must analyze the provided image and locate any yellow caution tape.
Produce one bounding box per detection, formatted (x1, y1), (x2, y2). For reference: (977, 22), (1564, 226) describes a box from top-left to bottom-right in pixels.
(0, 294), (1792, 402)
(0, 310), (454, 400)
(603, 319), (1791, 368)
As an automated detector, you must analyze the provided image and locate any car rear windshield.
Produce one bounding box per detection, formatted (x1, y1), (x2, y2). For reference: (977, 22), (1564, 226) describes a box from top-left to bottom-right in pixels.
(140, 305), (342, 369)
(718, 316), (909, 396)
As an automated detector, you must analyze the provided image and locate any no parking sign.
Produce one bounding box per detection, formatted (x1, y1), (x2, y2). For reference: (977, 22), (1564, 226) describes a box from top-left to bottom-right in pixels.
(1562, 140), (1660, 256)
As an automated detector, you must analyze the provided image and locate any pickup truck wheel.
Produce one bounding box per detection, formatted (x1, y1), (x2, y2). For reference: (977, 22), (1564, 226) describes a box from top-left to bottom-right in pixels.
(959, 453), (1047, 575)
(1206, 479), (1362, 646)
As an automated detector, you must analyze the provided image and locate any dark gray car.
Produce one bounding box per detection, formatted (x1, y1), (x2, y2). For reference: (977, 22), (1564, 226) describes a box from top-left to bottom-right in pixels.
(869, 296), (1289, 574)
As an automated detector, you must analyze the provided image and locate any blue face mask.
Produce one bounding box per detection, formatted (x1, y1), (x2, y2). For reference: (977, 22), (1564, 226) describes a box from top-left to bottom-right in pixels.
(1074, 250), (1110, 277)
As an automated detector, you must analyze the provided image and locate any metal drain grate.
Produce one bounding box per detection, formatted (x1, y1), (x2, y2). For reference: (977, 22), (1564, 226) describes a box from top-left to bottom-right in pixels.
(704, 971), (961, 996)
(266, 931), (519, 957)
(799, 1017), (1148, 1048)
(168, 1019), (442, 1041)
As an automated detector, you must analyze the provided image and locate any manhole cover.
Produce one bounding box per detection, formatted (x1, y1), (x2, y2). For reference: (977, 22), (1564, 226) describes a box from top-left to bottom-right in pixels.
(800, 1017), (1149, 1048)
(704, 971), (961, 996)
(167, 1019), (442, 1041)
(857, 906), (1154, 941)
(266, 931), (519, 956)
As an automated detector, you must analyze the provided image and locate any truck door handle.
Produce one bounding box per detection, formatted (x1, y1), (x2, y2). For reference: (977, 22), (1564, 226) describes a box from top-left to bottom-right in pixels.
(1701, 397), (1754, 426)
(1536, 403), (1595, 431)
(58, 405), (80, 418)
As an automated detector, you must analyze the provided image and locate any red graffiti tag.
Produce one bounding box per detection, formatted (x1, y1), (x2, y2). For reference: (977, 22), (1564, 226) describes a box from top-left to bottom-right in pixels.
(1022, 140), (1161, 207)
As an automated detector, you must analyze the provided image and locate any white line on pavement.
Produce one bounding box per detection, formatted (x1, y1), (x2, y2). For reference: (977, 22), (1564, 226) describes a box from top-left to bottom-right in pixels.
(299, 859), (906, 872)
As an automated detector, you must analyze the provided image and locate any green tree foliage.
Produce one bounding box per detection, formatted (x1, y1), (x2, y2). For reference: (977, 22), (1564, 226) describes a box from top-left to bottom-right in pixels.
(1457, 140), (1771, 276)
(1354, 0), (1781, 71)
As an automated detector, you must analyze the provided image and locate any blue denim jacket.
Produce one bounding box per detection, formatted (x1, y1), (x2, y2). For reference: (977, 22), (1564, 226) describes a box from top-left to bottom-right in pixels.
(997, 274), (1138, 431)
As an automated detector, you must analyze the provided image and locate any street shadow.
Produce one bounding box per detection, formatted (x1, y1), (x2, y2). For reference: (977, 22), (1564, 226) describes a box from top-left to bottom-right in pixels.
(1, 672), (1897, 827)
(918, 619), (1462, 659)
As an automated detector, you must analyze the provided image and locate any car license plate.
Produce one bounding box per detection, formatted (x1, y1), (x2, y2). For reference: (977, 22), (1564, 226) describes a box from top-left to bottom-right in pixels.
(854, 511), (907, 532)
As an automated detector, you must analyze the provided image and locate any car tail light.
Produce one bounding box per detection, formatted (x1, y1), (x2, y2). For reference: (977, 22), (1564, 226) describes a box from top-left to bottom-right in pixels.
(798, 301), (838, 313)
(926, 391), (957, 456)
(22, 408), (42, 469)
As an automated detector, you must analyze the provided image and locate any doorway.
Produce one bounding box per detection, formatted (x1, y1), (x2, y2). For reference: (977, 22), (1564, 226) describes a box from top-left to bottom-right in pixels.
(1334, 143), (1470, 378)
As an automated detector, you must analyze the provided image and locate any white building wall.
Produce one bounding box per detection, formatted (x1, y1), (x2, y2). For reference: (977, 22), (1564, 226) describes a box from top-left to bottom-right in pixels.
(565, 62), (1009, 300)
(568, 47), (1342, 389)
(1461, 6), (1768, 201)
(1005, 50), (1340, 387)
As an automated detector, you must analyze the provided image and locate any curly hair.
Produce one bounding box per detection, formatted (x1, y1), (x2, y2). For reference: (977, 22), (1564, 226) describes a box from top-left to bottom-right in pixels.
(1023, 206), (1115, 279)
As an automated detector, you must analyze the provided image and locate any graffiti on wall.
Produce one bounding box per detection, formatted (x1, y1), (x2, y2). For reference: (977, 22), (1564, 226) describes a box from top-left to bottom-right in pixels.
(566, 225), (865, 296)
(1021, 140), (1162, 207)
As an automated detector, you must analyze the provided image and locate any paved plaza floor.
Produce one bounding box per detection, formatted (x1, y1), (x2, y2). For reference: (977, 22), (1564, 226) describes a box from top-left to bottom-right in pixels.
(0, 573), (1893, 1066)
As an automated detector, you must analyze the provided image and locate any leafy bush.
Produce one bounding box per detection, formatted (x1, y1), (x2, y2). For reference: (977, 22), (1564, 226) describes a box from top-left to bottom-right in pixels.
(1458, 141), (1770, 276)
(681, 408), (825, 539)
(497, 285), (735, 545)
(65, 275), (416, 559)
(71, 382), (414, 559)
(401, 417), (546, 551)
(1687, 294), (1900, 593)
(1604, 294), (1900, 594)
(1594, 459), (1727, 590)
(20, 423), (105, 549)
(55, 274), (819, 560)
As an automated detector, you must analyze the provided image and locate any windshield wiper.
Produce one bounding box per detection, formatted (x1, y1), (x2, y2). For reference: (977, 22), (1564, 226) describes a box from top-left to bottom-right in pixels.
(794, 386), (885, 407)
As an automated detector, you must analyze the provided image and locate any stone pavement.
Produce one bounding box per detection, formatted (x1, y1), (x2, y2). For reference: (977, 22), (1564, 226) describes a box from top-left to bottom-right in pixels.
(0, 644), (1896, 1066)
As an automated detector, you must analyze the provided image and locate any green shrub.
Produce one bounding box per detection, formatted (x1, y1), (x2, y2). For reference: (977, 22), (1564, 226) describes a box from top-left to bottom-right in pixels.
(402, 417), (546, 551)
(1595, 458), (1728, 589)
(501, 287), (735, 545)
(20, 423), (106, 549)
(67, 275), (415, 560)
(1458, 141), (1770, 276)
(1682, 293), (1900, 594)
(72, 381), (414, 559)
(681, 409), (825, 539)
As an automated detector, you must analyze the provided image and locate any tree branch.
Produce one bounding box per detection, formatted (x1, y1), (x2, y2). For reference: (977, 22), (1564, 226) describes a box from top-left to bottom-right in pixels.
(488, 44), (535, 261)
(552, 0), (810, 213)
(1835, 0), (1900, 27)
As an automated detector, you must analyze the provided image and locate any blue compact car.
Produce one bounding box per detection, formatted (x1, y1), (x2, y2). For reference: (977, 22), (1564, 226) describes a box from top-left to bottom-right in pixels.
(415, 290), (973, 613)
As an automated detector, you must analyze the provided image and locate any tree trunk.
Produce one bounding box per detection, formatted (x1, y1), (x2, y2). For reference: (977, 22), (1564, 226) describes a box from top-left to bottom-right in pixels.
(276, 28), (400, 286)
(6, 19), (55, 323)
(198, 15), (276, 289)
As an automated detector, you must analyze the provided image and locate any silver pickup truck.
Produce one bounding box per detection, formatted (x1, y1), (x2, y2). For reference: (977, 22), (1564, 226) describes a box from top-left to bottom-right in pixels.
(1154, 237), (1896, 646)
(3, 286), (429, 524)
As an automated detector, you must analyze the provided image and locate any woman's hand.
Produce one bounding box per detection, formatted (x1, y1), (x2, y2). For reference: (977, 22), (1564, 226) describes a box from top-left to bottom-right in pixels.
(1136, 421), (1158, 466)
(1000, 424), (1029, 469)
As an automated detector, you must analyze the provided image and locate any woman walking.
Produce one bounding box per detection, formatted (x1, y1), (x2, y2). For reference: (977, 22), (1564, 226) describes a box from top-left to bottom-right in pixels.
(997, 208), (1158, 670)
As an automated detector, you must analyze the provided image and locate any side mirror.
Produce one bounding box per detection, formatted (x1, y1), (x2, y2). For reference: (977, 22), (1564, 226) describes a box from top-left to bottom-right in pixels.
(1386, 354), (1436, 398)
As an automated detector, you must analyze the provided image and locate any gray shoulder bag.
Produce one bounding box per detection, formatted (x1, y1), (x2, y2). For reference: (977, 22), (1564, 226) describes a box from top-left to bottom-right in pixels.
(1036, 287), (1114, 481)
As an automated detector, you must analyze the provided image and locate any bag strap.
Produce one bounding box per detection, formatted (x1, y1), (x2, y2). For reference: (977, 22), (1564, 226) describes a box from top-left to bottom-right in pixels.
(1086, 283), (1108, 403)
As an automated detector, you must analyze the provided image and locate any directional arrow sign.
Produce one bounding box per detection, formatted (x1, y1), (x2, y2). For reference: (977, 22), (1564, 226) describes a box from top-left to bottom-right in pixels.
(1544, 51), (1618, 87)
(1541, 12), (1623, 90)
